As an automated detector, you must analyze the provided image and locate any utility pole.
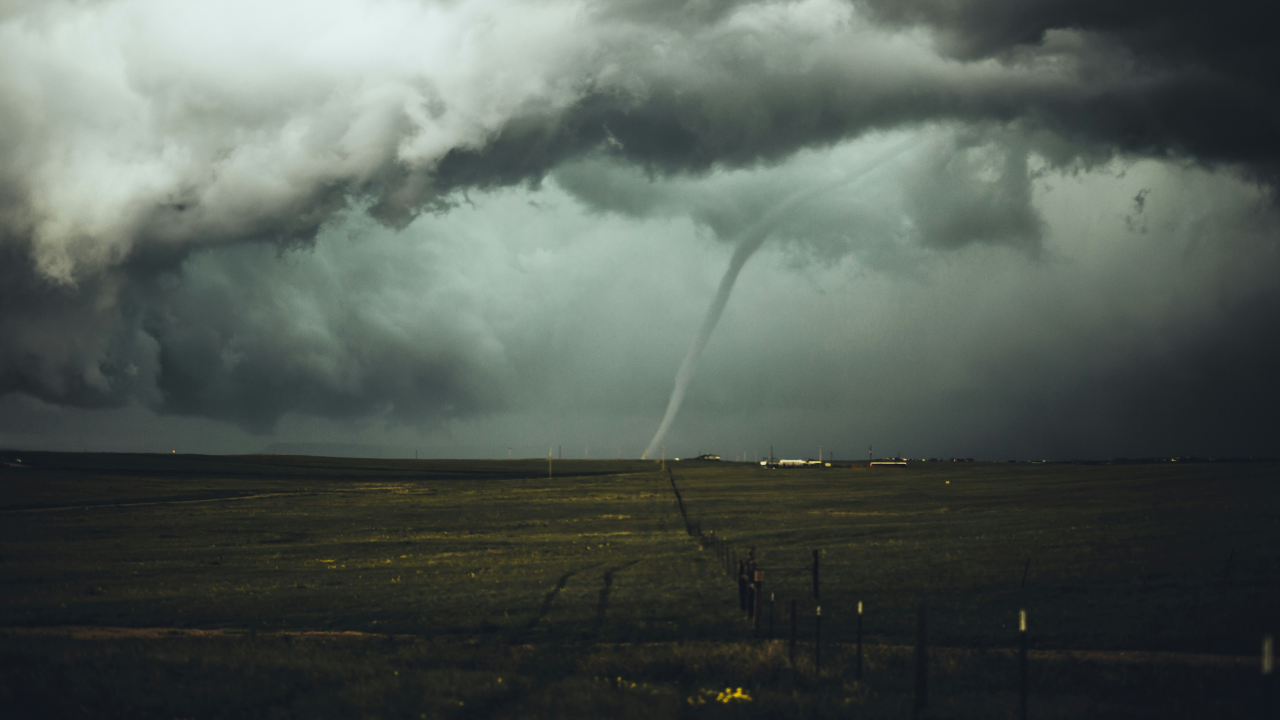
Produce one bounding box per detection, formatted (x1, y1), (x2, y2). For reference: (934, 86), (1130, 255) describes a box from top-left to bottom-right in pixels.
(548, 446), (553, 479)
(507, 447), (511, 460)
(869, 444), (873, 463)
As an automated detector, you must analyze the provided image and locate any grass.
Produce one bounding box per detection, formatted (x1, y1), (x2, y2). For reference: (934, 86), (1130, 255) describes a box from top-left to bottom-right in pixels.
(671, 460), (1280, 654)
(1, 451), (1277, 718)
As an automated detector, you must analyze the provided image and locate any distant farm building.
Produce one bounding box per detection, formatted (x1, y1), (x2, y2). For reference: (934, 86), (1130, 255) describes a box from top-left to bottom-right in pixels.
(869, 461), (908, 467)
(761, 459), (829, 468)
(694, 453), (721, 461)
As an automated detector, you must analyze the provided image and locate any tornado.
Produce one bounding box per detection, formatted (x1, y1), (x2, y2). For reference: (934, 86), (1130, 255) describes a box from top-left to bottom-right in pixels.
(642, 139), (916, 460)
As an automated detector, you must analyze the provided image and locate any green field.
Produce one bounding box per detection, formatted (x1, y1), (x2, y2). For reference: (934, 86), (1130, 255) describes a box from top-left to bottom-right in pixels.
(1, 452), (1277, 718)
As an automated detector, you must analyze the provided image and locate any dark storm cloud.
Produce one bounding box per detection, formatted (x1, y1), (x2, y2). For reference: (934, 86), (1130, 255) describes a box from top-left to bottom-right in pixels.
(0, 242), (156, 408)
(899, 128), (1043, 250)
(143, 238), (514, 432)
(960, 274), (1280, 460)
(0, 0), (1276, 436)
(855, 0), (1280, 183)
(555, 124), (1045, 255)
(437, 0), (1280, 189)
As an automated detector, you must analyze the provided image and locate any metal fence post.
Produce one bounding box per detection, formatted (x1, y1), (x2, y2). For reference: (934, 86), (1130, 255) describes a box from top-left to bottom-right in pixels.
(856, 600), (863, 682)
(815, 603), (822, 675)
(1263, 634), (1274, 720)
(812, 549), (820, 600)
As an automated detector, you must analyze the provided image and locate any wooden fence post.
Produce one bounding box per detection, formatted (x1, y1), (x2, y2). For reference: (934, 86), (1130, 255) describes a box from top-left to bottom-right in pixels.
(789, 599), (797, 668)
(747, 568), (757, 630)
(769, 592), (776, 639)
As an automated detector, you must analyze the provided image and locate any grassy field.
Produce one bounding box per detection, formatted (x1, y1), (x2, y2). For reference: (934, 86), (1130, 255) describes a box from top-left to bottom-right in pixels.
(1, 451), (1277, 718)
(674, 460), (1280, 654)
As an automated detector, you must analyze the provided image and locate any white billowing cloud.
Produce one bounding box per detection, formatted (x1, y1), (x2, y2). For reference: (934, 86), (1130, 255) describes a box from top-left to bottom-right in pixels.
(0, 0), (1178, 285)
(1, 0), (599, 281)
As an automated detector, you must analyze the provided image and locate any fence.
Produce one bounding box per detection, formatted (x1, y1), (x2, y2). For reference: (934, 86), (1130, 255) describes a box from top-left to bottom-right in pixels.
(665, 469), (1276, 720)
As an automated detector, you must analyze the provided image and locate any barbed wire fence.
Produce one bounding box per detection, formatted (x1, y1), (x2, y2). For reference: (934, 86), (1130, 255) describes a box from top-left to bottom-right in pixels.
(663, 467), (1276, 719)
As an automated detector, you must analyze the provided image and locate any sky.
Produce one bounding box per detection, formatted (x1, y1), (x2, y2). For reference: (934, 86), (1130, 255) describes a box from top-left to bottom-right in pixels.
(1, 0), (1277, 461)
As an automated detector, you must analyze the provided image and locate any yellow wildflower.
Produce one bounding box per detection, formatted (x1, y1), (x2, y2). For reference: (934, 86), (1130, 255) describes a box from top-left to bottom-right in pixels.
(716, 687), (752, 703)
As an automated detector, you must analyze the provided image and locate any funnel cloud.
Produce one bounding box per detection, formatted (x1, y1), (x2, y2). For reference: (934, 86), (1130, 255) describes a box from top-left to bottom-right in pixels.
(642, 139), (918, 459)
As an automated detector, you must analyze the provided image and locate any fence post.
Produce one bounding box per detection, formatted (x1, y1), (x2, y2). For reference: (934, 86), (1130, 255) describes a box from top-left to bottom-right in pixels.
(856, 600), (863, 682)
(815, 603), (822, 675)
(747, 568), (757, 630)
(1263, 634), (1274, 720)
(913, 604), (927, 720)
(1019, 609), (1028, 720)
(812, 549), (820, 600)
(738, 559), (747, 612)
(769, 593), (776, 639)
(789, 599), (797, 668)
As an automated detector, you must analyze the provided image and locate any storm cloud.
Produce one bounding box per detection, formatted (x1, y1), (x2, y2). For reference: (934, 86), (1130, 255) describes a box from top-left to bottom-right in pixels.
(1, 0), (1277, 456)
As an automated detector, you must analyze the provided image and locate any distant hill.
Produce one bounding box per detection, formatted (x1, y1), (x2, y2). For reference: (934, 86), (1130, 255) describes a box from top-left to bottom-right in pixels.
(262, 442), (410, 459)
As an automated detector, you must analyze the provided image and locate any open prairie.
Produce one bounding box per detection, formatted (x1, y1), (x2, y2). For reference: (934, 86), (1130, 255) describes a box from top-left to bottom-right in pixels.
(1, 451), (1277, 718)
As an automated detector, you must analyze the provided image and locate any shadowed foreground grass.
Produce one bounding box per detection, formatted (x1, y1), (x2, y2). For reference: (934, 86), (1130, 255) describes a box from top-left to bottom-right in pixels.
(1, 630), (1267, 719)
(1, 452), (1277, 718)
